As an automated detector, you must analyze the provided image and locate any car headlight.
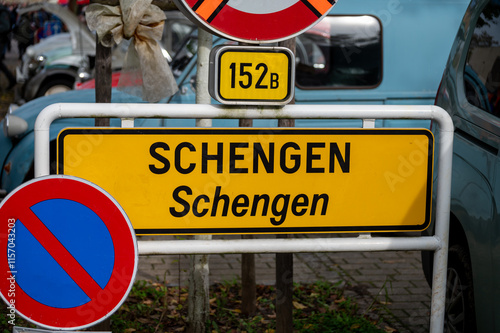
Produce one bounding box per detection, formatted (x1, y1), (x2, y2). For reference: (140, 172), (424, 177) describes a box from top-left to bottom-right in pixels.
(78, 70), (91, 82)
(25, 47), (34, 58)
(27, 55), (46, 75)
(77, 60), (92, 82)
(3, 114), (28, 138)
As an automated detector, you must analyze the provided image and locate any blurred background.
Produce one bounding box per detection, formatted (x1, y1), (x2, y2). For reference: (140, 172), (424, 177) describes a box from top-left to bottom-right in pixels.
(1, 0), (90, 119)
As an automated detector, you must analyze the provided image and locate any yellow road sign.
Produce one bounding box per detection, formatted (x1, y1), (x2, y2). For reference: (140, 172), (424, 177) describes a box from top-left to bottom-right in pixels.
(58, 128), (433, 235)
(209, 46), (294, 105)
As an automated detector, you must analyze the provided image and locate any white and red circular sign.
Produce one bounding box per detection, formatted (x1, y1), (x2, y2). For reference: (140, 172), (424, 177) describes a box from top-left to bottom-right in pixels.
(174, 0), (337, 43)
(0, 176), (137, 330)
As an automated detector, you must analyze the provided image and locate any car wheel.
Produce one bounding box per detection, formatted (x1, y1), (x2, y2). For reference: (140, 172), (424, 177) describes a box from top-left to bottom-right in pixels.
(37, 78), (74, 97)
(445, 244), (477, 333)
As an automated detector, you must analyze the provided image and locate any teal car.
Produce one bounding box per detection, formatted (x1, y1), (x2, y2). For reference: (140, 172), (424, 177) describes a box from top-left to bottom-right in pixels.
(168, 0), (470, 131)
(172, 0), (470, 107)
(1, 0), (470, 196)
(421, 0), (500, 331)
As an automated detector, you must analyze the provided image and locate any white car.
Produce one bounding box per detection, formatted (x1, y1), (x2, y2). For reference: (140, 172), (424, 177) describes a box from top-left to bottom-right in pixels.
(15, 4), (192, 104)
(15, 3), (96, 103)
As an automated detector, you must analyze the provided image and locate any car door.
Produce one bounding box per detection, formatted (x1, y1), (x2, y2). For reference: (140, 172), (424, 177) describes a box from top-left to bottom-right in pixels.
(450, 1), (500, 330)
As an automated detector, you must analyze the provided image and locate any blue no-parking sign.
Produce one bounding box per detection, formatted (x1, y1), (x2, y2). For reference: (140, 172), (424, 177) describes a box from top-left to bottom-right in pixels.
(0, 176), (138, 330)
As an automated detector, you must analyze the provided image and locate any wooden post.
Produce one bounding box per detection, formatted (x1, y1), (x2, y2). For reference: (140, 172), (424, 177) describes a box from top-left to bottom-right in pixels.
(241, 238), (257, 316)
(240, 114), (256, 314)
(276, 239), (293, 332)
(240, 120), (256, 316)
(89, 3), (112, 330)
(89, 5), (113, 330)
(275, 37), (295, 333)
(236, 41), (257, 316)
(88, 40), (112, 333)
(94, 42), (112, 114)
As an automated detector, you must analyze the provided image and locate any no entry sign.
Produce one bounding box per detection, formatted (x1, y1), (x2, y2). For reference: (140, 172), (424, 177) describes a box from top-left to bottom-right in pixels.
(173, 0), (338, 43)
(0, 176), (138, 330)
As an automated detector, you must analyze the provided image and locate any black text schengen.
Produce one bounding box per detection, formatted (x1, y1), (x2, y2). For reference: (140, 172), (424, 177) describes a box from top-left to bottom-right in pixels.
(148, 141), (351, 225)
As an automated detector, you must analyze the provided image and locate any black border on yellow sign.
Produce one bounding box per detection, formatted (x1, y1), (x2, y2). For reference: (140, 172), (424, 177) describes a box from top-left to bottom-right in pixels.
(209, 45), (295, 105)
(58, 128), (434, 235)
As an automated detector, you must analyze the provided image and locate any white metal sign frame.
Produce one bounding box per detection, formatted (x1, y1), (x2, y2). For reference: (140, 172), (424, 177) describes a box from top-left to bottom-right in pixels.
(34, 103), (453, 333)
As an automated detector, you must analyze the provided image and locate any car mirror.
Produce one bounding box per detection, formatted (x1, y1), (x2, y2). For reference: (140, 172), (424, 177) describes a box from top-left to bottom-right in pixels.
(3, 114), (28, 138)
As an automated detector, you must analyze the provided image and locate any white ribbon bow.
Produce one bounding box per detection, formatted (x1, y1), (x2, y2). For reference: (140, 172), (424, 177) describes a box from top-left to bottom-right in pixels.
(86, 0), (178, 102)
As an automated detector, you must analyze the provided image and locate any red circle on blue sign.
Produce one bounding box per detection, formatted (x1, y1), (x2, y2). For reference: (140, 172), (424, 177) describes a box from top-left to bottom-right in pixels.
(0, 176), (138, 330)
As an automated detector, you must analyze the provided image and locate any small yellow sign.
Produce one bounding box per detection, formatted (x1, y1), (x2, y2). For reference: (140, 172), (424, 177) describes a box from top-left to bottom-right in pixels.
(58, 128), (434, 235)
(209, 46), (294, 105)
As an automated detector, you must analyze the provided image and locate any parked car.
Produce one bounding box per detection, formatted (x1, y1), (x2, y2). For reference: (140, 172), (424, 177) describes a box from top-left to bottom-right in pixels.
(78, 0), (470, 121)
(170, 0), (470, 108)
(1, 0), (470, 196)
(15, 3), (96, 104)
(421, 0), (500, 331)
(15, 5), (194, 104)
(2, 90), (146, 194)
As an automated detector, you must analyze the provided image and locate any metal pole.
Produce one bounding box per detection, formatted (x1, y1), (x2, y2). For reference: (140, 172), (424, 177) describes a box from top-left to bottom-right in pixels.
(429, 112), (454, 333)
(188, 27), (213, 333)
(34, 103), (453, 332)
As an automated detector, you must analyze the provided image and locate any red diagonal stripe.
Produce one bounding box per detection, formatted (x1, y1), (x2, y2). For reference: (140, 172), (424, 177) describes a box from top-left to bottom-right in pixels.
(18, 208), (103, 300)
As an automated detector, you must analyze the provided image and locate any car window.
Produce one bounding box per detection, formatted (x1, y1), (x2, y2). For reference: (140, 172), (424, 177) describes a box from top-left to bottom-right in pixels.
(464, 1), (500, 116)
(161, 21), (196, 57)
(295, 15), (382, 89)
(170, 34), (199, 77)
